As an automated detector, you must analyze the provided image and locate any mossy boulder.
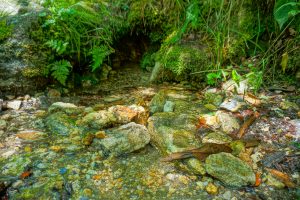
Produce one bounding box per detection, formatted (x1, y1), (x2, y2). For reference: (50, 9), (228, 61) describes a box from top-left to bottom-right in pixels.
(76, 110), (117, 130)
(45, 112), (80, 136)
(205, 152), (255, 187)
(93, 122), (150, 156)
(48, 102), (84, 115)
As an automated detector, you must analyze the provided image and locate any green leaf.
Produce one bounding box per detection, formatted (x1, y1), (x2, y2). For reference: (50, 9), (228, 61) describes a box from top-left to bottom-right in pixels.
(49, 60), (72, 85)
(232, 70), (241, 85)
(274, 0), (300, 29)
(206, 72), (221, 85)
(90, 46), (114, 72)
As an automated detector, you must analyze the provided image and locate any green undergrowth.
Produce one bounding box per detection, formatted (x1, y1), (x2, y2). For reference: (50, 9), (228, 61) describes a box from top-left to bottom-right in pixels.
(4, 0), (298, 89)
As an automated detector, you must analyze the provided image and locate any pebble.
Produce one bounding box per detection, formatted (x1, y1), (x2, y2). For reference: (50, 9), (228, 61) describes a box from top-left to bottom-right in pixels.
(206, 183), (218, 195)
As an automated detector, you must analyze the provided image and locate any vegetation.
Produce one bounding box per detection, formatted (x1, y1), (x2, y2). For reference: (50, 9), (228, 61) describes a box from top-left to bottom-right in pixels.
(1, 0), (298, 90)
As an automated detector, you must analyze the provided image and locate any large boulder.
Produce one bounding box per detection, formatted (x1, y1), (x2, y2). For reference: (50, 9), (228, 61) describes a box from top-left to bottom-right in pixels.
(48, 102), (84, 115)
(205, 152), (255, 187)
(76, 110), (117, 129)
(148, 112), (201, 154)
(93, 122), (150, 156)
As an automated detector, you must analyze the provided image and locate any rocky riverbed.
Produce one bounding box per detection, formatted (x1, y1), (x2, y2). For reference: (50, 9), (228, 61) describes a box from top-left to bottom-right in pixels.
(0, 68), (299, 199)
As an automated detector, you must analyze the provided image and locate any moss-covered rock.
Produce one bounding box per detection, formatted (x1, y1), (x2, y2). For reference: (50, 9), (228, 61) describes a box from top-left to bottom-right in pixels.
(205, 152), (255, 187)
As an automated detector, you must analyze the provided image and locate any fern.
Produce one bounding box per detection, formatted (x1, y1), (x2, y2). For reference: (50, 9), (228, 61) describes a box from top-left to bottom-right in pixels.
(46, 39), (69, 55)
(90, 46), (114, 72)
(48, 60), (72, 85)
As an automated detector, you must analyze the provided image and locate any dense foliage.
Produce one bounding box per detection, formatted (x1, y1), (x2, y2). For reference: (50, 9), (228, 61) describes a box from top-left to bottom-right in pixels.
(2, 0), (299, 89)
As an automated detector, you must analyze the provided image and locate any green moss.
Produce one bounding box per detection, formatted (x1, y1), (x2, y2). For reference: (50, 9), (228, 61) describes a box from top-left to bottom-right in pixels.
(0, 16), (13, 41)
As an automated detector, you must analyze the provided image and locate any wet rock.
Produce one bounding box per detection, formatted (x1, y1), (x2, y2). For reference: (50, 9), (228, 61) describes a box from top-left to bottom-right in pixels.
(222, 79), (249, 94)
(206, 183), (218, 195)
(45, 112), (80, 135)
(216, 111), (240, 133)
(149, 91), (167, 114)
(77, 110), (117, 129)
(203, 92), (223, 106)
(220, 98), (244, 112)
(0, 119), (7, 130)
(108, 105), (145, 124)
(202, 132), (233, 144)
(163, 101), (175, 112)
(93, 122), (150, 156)
(205, 152), (255, 187)
(48, 102), (84, 115)
(185, 158), (206, 175)
(103, 96), (122, 103)
(16, 130), (46, 141)
(148, 112), (200, 153)
(7, 100), (22, 110)
(290, 119), (300, 140)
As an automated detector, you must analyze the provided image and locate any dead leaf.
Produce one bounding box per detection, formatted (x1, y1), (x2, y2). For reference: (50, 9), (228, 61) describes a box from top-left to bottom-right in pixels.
(266, 168), (296, 188)
(281, 52), (288, 73)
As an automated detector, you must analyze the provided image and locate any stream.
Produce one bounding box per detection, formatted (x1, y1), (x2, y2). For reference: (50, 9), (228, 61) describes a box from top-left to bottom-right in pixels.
(0, 66), (299, 200)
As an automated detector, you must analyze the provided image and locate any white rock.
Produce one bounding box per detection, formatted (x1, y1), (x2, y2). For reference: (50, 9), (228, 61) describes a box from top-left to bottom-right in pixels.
(216, 111), (240, 133)
(222, 79), (249, 94)
(7, 100), (22, 110)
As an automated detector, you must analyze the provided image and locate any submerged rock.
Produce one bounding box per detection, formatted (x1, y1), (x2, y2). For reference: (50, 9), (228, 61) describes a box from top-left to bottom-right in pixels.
(93, 122), (150, 156)
(205, 152), (255, 187)
(45, 112), (80, 135)
(149, 91), (167, 114)
(148, 112), (200, 153)
(0, 119), (7, 130)
(220, 98), (244, 112)
(163, 101), (175, 112)
(202, 132), (233, 144)
(48, 102), (84, 115)
(16, 130), (46, 141)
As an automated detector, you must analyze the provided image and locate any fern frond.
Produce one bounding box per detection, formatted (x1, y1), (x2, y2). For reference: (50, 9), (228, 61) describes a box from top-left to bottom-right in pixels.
(90, 45), (114, 72)
(49, 60), (72, 85)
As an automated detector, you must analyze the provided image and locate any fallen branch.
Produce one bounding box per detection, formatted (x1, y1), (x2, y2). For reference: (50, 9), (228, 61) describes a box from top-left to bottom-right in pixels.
(238, 111), (260, 138)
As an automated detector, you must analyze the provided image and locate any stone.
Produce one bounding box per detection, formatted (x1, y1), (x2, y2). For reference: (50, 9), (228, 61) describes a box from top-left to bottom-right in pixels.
(77, 110), (117, 129)
(206, 183), (218, 195)
(16, 130), (46, 141)
(202, 132), (233, 144)
(48, 102), (84, 115)
(108, 105), (142, 124)
(290, 119), (300, 140)
(203, 92), (224, 106)
(280, 101), (299, 110)
(222, 79), (249, 94)
(24, 94), (31, 101)
(205, 152), (255, 187)
(220, 98), (244, 112)
(100, 64), (112, 80)
(7, 100), (22, 110)
(163, 101), (175, 112)
(216, 111), (240, 134)
(103, 96), (123, 103)
(93, 122), (150, 156)
(0, 119), (7, 130)
(46, 112), (80, 135)
(149, 91), (167, 114)
(185, 158), (206, 175)
(148, 112), (200, 153)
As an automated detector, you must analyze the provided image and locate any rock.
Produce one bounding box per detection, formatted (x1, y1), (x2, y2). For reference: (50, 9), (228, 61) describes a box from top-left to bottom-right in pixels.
(48, 102), (83, 115)
(203, 92), (224, 106)
(280, 101), (299, 110)
(266, 173), (285, 189)
(185, 158), (206, 175)
(205, 152), (255, 187)
(0, 119), (7, 130)
(220, 98), (244, 112)
(108, 105), (145, 124)
(7, 100), (22, 110)
(103, 96), (123, 103)
(206, 183), (218, 195)
(149, 91), (167, 114)
(77, 110), (117, 129)
(222, 191), (232, 200)
(24, 94), (30, 101)
(148, 112), (200, 153)
(93, 122), (150, 156)
(16, 130), (46, 141)
(216, 111), (240, 133)
(163, 101), (175, 112)
(100, 64), (112, 80)
(95, 131), (106, 139)
(45, 112), (80, 135)
(204, 104), (217, 111)
(47, 89), (61, 98)
(82, 133), (95, 146)
(290, 119), (300, 140)
(202, 132), (233, 144)
(222, 79), (249, 94)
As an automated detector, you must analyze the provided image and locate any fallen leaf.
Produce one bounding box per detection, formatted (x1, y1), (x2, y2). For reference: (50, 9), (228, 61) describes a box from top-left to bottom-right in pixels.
(254, 172), (262, 187)
(266, 168), (296, 188)
(20, 170), (32, 179)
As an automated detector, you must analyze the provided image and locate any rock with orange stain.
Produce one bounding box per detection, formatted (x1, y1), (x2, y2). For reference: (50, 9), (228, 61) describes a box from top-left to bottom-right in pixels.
(95, 131), (106, 139)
